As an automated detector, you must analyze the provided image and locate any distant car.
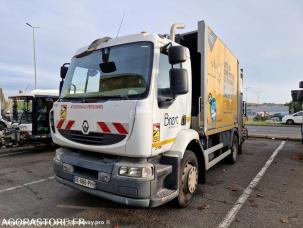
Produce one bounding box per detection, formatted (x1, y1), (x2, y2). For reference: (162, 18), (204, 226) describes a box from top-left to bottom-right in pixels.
(282, 111), (303, 125)
(270, 113), (284, 122)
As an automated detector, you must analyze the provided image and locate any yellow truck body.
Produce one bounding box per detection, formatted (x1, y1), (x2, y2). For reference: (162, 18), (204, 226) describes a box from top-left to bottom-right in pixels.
(206, 26), (239, 134)
(193, 22), (241, 136)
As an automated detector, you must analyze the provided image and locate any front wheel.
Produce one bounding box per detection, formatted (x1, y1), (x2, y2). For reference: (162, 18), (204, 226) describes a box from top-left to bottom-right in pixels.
(286, 119), (294, 125)
(177, 150), (199, 208)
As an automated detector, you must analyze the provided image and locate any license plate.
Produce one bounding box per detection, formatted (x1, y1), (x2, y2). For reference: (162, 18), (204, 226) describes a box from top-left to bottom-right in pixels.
(74, 176), (96, 189)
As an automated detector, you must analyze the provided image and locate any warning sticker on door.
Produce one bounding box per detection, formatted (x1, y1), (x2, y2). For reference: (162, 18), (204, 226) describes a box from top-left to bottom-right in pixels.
(60, 105), (67, 120)
(153, 123), (160, 143)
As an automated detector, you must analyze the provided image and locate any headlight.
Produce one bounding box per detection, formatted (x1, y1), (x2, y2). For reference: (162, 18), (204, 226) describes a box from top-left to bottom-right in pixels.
(54, 150), (63, 162)
(118, 166), (154, 178)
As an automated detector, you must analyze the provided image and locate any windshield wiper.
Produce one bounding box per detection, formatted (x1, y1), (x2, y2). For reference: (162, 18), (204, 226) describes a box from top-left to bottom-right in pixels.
(77, 95), (131, 103)
(60, 95), (132, 103)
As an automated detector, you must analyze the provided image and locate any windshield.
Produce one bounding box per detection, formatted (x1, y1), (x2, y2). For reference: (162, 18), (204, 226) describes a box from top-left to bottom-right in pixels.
(10, 97), (33, 124)
(61, 42), (153, 99)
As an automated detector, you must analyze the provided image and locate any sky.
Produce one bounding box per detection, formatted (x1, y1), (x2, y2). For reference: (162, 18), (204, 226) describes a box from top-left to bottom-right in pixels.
(0, 0), (302, 103)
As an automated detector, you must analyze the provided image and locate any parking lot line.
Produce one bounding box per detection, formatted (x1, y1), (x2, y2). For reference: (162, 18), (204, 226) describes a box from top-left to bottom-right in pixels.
(0, 151), (30, 157)
(218, 141), (286, 228)
(0, 176), (55, 194)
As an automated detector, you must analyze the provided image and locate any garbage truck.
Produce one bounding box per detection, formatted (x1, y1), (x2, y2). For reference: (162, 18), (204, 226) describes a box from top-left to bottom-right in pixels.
(51, 20), (246, 207)
(1, 89), (59, 147)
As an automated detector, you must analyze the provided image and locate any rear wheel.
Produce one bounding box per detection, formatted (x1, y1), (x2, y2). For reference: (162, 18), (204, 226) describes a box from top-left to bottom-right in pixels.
(177, 150), (199, 208)
(286, 119), (294, 125)
(227, 134), (239, 164)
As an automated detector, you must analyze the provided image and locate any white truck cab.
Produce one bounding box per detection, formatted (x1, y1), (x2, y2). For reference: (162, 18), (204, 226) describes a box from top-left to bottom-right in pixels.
(52, 21), (246, 207)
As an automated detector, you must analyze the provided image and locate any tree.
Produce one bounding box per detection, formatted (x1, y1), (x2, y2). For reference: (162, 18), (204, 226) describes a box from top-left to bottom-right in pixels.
(285, 101), (303, 113)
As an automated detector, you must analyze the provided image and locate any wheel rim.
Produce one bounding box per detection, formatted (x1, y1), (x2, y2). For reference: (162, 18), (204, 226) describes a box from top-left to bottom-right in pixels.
(186, 164), (198, 194)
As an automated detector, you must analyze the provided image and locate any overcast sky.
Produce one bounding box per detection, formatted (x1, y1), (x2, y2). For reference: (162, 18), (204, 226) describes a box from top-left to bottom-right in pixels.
(0, 0), (302, 103)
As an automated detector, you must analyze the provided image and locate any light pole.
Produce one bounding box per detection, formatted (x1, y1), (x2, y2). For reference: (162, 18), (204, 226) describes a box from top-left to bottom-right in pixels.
(26, 23), (40, 89)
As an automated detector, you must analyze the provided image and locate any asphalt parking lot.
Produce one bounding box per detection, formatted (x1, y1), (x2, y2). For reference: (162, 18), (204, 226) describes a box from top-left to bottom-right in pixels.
(247, 125), (302, 140)
(0, 138), (302, 228)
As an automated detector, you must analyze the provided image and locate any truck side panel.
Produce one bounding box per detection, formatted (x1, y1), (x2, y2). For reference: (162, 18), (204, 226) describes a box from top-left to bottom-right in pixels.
(198, 21), (239, 135)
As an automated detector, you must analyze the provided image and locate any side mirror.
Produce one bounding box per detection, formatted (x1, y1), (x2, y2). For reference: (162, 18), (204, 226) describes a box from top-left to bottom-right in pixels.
(60, 63), (70, 79)
(168, 46), (187, 65)
(170, 68), (188, 96)
(59, 81), (64, 95)
(100, 62), (116, 73)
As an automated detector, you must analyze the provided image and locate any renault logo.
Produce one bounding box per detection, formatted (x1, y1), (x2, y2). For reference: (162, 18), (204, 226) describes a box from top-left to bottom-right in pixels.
(82, 120), (89, 134)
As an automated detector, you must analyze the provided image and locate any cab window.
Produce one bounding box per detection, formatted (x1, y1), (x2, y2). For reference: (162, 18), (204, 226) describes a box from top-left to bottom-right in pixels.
(157, 53), (173, 100)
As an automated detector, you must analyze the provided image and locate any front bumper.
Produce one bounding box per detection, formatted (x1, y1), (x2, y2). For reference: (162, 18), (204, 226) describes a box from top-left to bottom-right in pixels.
(55, 176), (150, 207)
(53, 148), (180, 207)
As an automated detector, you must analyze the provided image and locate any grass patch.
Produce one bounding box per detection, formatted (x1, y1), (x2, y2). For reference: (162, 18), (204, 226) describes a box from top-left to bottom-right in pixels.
(247, 120), (284, 126)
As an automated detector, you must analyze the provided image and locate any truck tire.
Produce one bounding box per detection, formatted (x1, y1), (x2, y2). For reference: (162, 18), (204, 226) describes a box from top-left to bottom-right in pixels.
(286, 119), (294, 125)
(177, 150), (199, 208)
(227, 134), (239, 164)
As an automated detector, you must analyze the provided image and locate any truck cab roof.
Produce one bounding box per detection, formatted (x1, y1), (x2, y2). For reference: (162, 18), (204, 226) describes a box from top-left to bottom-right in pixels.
(73, 33), (173, 58)
(9, 89), (59, 98)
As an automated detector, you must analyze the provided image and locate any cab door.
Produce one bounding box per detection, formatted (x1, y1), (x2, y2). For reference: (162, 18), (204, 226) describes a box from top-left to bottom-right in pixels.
(152, 48), (191, 155)
(33, 97), (56, 136)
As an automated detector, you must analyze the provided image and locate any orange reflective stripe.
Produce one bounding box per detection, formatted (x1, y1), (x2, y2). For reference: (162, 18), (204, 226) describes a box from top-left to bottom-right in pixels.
(152, 138), (176, 148)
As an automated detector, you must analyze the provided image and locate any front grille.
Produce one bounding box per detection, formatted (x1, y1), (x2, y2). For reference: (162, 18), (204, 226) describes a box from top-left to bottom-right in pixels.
(58, 129), (126, 145)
